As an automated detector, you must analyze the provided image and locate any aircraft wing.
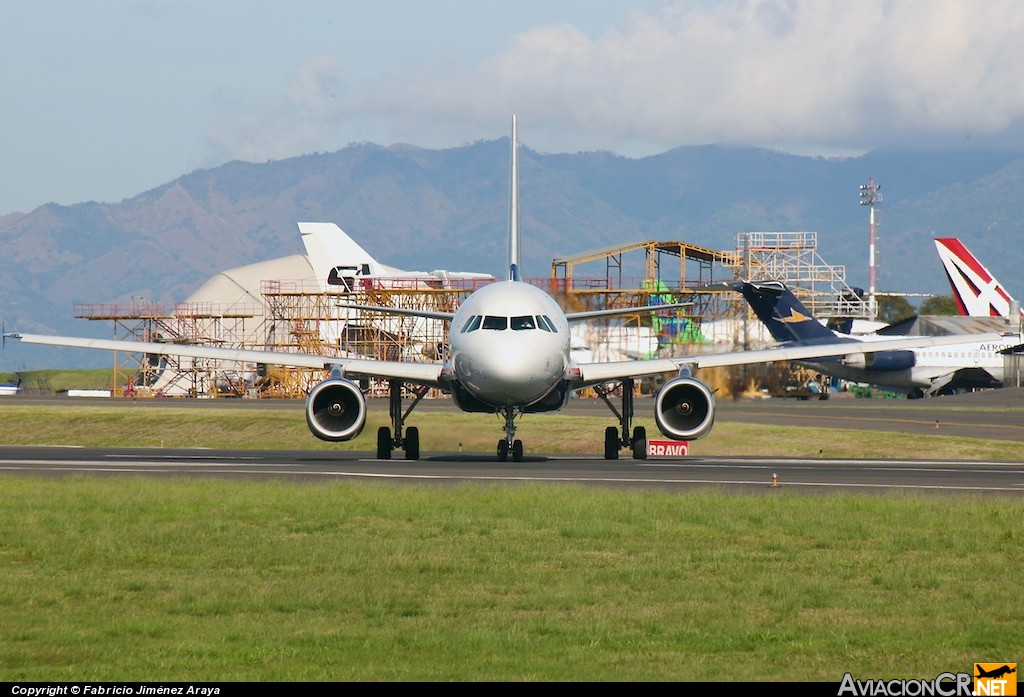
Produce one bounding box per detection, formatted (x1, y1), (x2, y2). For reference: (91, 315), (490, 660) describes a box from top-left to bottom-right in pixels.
(6, 333), (445, 387)
(335, 304), (455, 321)
(334, 301), (693, 323)
(924, 366), (1003, 396)
(576, 332), (1011, 386)
(565, 302), (692, 322)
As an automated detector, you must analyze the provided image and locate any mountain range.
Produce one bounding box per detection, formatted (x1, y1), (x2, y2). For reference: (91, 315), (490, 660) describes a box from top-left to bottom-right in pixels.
(3, 139), (1023, 371)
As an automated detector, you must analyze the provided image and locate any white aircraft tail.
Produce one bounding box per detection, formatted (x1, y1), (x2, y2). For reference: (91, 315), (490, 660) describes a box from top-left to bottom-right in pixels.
(508, 115), (521, 282)
(934, 237), (1021, 317)
(298, 222), (394, 291)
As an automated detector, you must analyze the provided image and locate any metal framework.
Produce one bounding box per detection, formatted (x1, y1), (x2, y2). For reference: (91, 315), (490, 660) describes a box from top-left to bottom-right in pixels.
(734, 231), (871, 319)
(79, 234), (863, 398)
(258, 278), (483, 397)
(74, 299), (261, 397)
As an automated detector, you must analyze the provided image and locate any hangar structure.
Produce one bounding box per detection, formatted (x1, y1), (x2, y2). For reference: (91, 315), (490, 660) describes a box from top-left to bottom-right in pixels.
(76, 226), (867, 398)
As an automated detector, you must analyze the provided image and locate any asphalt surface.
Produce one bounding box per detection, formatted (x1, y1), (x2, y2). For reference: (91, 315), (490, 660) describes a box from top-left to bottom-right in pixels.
(2, 389), (1024, 495)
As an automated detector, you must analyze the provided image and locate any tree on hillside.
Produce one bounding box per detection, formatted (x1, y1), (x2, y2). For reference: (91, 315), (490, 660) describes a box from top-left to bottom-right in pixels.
(876, 295), (916, 324)
(918, 295), (959, 315)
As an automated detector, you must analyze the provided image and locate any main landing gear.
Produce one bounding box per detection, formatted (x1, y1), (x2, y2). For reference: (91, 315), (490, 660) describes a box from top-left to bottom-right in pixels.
(595, 378), (648, 460)
(496, 405), (524, 462)
(375, 379), (428, 460)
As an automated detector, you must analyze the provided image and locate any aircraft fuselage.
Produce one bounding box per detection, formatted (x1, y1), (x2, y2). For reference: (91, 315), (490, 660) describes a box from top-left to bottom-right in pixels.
(447, 281), (571, 408)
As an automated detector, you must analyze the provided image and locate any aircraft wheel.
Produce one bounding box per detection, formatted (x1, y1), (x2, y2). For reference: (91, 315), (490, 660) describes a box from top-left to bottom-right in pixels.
(377, 426), (392, 460)
(604, 426), (619, 460)
(512, 439), (523, 462)
(631, 426), (647, 460)
(497, 439), (509, 462)
(404, 426), (420, 461)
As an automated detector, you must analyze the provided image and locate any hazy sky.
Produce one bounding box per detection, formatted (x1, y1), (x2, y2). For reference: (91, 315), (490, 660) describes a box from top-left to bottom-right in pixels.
(3, 0), (1024, 213)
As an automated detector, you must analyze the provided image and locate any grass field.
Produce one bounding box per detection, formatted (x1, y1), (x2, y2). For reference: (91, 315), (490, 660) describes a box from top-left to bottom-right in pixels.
(0, 401), (1022, 681)
(2, 400), (1024, 460)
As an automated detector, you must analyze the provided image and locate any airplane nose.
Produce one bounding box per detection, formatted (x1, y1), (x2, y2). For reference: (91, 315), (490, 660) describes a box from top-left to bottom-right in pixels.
(476, 337), (560, 402)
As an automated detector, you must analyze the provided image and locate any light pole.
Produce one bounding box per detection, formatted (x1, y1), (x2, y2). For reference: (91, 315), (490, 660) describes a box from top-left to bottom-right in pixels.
(859, 178), (882, 320)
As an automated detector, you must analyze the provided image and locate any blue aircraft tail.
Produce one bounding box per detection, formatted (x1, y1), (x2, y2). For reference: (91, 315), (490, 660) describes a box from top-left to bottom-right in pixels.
(735, 281), (838, 345)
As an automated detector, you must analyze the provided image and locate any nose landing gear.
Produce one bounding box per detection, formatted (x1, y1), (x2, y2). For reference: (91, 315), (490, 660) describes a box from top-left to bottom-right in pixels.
(496, 406), (524, 462)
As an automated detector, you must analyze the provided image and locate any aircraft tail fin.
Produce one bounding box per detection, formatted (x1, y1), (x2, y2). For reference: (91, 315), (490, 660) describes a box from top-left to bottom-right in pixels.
(508, 115), (521, 282)
(735, 281), (838, 344)
(298, 222), (390, 291)
(934, 237), (1019, 317)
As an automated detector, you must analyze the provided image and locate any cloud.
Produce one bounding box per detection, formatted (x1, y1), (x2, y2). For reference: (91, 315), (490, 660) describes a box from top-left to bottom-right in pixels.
(206, 55), (352, 163)
(212, 0), (1024, 160)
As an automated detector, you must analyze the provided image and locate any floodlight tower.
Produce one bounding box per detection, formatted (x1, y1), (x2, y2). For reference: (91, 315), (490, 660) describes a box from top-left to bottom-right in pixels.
(859, 178), (882, 320)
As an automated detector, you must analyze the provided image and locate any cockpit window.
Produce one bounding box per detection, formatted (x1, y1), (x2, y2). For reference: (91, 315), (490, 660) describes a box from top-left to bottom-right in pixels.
(461, 315), (482, 333)
(511, 315), (536, 330)
(538, 315), (557, 332)
(481, 316), (508, 330)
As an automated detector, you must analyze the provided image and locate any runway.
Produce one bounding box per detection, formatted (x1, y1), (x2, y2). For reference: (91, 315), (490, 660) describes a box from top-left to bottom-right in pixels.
(2, 444), (1023, 496)
(3, 390), (1024, 495)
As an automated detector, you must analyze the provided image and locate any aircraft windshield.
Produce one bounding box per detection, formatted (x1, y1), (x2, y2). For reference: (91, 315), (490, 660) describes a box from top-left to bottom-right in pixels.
(461, 315), (482, 333)
(463, 315), (556, 332)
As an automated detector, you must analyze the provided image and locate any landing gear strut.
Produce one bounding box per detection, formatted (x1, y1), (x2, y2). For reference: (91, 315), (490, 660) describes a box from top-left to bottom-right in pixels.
(496, 405), (524, 462)
(595, 378), (647, 460)
(375, 379), (427, 460)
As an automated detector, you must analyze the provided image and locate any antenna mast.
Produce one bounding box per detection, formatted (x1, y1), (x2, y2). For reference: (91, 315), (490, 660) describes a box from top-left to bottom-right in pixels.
(859, 178), (882, 320)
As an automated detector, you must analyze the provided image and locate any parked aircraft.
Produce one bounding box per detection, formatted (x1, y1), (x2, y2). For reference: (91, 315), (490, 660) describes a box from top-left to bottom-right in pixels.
(299, 221), (494, 293)
(0, 382), (22, 396)
(4, 119), (1004, 460)
(737, 280), (1019, 398)
(934, 237), (1023, 318)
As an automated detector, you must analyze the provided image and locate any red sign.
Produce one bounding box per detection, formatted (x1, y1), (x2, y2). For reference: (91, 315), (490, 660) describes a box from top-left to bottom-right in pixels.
(647, 440), (689, 457)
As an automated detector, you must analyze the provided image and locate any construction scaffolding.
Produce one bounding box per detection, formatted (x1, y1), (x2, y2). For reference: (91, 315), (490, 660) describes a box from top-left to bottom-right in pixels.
(735, 231), (871, 319)
(74, 298), (263, 397)
(79, 234), (863, 398)
(257, 278), (483, 397)
(551, 240), (742, 356)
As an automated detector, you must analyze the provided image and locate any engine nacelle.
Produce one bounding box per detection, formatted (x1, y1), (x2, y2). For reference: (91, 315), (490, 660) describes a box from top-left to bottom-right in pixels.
(305, 377), (367, 442)
(654, 376), (716, 441)
(842, 350), (916, 371)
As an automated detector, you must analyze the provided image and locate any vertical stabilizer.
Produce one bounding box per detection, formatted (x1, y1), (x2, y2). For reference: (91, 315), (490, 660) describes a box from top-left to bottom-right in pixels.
(934, 238), (1020, 317)
(736, 281), (838, 344)
(508, 115), (521, 282)
(298, 222), (389, 292)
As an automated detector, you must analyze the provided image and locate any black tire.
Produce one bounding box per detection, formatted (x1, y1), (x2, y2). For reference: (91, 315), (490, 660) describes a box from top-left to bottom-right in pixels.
(512, 439), (523, 462)
(404, 426), (420, 460)
(604, 426), (619, 460)
(631, 426), (647, 460)
(497, 439), (509, 462)
(377, 426), (392, 460)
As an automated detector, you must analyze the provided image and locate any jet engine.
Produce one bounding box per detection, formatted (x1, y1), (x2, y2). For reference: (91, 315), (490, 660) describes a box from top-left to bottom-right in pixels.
(654, 376), (716, 441)
(305, 375), (367, 442)
(842, 350), (916, 371)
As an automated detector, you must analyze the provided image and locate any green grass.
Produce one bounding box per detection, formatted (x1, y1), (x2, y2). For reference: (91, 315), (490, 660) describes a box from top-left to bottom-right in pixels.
(1, 402), (1023, 460)
(0, 402), (1021, 681)
(0, 477), (1020, 681)
(0, 368), (116, 393)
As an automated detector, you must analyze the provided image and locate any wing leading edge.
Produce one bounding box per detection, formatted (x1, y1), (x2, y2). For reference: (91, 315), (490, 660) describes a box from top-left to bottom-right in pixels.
(574, 331), (1011, 387)
(7, 333), (445, 388)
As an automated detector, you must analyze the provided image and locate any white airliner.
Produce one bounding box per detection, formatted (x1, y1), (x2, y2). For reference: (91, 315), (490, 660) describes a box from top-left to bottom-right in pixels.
(934, 237), (1023, 318)
(4, 118), (1006, 460)
(738, 280), (1020, 398)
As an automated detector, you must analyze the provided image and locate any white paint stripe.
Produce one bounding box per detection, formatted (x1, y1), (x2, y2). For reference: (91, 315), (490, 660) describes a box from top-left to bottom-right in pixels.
(1, 464), (1022, 492)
